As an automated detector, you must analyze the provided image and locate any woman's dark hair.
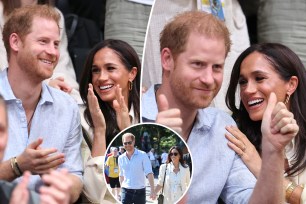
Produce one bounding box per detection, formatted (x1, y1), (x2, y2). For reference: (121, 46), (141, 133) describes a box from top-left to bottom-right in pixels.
(80, 39), (141, 146)
(226, 43), (306, 176)
(1, 0), (53, 16)
(166, 146), (188, 168)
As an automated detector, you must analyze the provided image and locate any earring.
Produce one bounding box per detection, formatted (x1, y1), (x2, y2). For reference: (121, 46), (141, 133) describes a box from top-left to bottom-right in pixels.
(284, 93), (291, 105)
(129, 81), (133, 91)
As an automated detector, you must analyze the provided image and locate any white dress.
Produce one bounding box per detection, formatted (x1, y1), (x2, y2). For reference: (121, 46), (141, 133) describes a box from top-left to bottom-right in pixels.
(158, 162), (191, 204)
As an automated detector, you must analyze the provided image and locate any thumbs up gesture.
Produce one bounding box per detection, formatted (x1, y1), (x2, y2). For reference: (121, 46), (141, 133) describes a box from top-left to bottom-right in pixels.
(261, 92), (299, 153)
(156, 94), (183, 135)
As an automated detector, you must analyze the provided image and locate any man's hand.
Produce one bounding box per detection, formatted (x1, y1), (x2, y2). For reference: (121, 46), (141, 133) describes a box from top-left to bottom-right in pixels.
(156, 94), (182, 134)
(9, 171), (31, 204)
(261, 92), (299, 153)
(39, 169), (72, 204)
(150, 191), (156, 200)
(17, 138), (65, 175)
(49, 77), (72, 93)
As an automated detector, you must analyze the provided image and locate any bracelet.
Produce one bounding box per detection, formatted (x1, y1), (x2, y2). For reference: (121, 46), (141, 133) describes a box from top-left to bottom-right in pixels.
(285, 182), (298, 203)
(14, 157), (23, 175)
(10, 157), (21, 177)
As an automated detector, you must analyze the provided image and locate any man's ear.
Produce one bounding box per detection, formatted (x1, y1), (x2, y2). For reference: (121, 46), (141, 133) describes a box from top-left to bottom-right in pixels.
(161, 48), (175, 72)
(9, 33), (21, 52)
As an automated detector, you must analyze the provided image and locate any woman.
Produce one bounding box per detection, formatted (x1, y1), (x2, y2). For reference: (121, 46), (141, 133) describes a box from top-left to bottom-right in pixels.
(226, 43), (306, 203)
(80, 39), (140, 145)
(79, 39), (140, 203)
(105, 147), (121, 201)
(155, 146), (190, 204)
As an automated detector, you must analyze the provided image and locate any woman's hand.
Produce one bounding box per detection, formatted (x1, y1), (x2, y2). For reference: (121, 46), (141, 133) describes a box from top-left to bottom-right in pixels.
(113, 85), (131, 130)
(87, 83), (106, 131)
(225, 126), (262, 178)
(49, 77), (72, 93)
(88, 83), (106, 156)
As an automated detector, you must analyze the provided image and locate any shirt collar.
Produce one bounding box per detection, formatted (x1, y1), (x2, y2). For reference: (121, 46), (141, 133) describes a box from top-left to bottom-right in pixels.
(40, 83), (54, 104)
(0, 69), (15, 101)
(192, 108), (213, 131)
(123, 148), (139, 157)
(168, 162), (183, 171)
(0, 68), (54, 105)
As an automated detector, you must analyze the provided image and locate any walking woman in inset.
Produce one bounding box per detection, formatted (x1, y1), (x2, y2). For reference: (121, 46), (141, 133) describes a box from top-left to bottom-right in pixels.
(155, 146), (190, 204)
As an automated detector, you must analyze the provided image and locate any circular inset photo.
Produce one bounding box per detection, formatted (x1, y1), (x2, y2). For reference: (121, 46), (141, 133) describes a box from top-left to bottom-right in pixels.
(103, 123), (193, 204)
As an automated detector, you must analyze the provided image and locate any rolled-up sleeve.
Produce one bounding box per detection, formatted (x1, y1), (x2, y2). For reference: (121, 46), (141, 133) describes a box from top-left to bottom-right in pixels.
(118, 156), (124, 177)
(220, 154), (256, 203)
(62, 104), (83, 180)
(143, 153), (153, 176)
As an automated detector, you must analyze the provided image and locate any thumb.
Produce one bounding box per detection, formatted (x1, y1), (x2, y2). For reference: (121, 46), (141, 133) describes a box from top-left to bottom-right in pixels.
(157, 94), (169, 112)
(28, 138), (43, 149)
(262, 92), (277, 125)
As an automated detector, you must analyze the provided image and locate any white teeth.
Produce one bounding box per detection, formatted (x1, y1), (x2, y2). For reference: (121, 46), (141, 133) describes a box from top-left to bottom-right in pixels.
(41, 59), (52, 64)
(99, 85), (113, 90)
(248, 99), (264, 105)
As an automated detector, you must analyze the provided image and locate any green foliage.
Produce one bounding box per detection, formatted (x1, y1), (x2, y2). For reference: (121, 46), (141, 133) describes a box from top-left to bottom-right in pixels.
(108, 123), (187, 154)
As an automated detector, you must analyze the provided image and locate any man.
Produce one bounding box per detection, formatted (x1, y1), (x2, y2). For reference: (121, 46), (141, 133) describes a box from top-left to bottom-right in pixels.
(105, 147), (121, 200)
(0, 5), (82, 202)
(119, 146), (125, 155)
(142, 11), (297, 203)
(142, 0), (250, 112)
(118, 133), (156, 204)
(0, 94), (72, 204)
(160, 149), (168, 164)
(147, 148), (157, 177)
(0, 1), (81, 104)
(147, 148), (156, 168)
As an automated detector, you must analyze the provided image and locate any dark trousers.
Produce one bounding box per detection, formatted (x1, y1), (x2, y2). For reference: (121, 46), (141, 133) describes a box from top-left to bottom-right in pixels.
(121, 187), (146, 204)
